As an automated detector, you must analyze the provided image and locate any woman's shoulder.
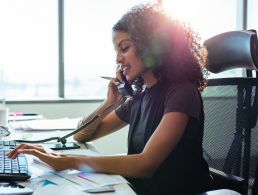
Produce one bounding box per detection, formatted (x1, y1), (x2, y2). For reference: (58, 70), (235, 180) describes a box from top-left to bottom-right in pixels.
(164, 80), (201, 107)
(166, 80), (198, 94)
(163, 81), (202, 119)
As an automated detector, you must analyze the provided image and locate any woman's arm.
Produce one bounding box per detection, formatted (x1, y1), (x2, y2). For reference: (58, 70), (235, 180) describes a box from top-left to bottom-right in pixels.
(8, 112), (189, 177)
(75, 112), (188, 178)
(74, 73), (128, 143)
(12, 112), (188, 177)
(73, 98), (127, 143)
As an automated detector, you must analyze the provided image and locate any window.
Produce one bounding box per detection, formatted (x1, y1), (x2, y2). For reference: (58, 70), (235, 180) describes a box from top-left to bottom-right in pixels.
(64, 0), (154, 98)
(0, 0), (253, 100)
(0, 0), (58, 99)
(247, 0), (258, 30)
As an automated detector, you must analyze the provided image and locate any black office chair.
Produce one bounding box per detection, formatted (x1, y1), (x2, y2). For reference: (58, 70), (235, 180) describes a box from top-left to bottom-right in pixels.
(202, 30), (258, 195)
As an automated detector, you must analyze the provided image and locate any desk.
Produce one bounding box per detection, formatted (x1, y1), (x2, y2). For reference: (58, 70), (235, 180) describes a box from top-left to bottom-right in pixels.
(1, 127), (136, 195)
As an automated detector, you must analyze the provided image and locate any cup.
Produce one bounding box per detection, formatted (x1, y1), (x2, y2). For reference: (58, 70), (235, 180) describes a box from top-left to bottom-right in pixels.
(0, 107), (9, 127)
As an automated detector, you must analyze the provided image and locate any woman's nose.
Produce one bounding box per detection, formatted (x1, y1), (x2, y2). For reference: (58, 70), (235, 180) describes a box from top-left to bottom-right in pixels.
(116, 52), (123, 64)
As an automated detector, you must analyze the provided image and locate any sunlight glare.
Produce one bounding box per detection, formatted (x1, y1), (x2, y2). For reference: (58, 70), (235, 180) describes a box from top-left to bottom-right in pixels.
(161, 0), (236, 41)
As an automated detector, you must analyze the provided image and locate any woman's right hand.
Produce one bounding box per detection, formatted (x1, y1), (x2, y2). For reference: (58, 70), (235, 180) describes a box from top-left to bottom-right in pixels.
(75, 70), (127, 141)
(6, 143), (74, 171)
(6, 143), (58, 159)
(106, 71), (124, 105)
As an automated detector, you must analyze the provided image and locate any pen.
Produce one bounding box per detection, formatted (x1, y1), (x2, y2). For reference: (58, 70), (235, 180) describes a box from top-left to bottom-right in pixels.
(22, 113), (39, 116)
(9, 112), (39, 116)
(100, 76), (114, 80)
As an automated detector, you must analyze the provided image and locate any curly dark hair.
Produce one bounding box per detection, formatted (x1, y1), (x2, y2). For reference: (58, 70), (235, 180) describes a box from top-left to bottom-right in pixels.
(113, 3), (208, 93)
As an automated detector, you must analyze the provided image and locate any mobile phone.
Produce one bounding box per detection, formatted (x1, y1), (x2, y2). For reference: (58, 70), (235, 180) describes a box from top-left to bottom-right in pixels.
(42, 142), (80, 150)
(117, 74), (133, 97)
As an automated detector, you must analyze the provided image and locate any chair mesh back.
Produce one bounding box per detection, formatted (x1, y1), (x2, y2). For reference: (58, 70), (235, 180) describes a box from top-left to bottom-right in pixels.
(202, 78), (258, 194)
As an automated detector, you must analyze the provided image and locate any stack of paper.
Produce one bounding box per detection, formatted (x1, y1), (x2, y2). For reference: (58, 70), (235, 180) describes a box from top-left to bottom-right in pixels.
(9, 118), (81, 131)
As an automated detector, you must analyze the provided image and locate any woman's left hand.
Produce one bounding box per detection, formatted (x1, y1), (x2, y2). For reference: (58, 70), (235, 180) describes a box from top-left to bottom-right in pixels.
(6, 143), (75, 171)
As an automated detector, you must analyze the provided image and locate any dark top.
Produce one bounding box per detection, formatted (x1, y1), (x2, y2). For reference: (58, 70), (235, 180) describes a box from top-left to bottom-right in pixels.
(115, 79), (212, 195)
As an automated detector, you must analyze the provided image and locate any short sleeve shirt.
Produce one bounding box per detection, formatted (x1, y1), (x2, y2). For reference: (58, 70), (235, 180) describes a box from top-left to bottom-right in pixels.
(116, 81), (201, 153)
(115, 80), (211, 194)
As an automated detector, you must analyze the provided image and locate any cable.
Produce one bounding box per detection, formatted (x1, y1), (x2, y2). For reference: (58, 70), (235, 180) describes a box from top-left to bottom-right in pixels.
(14, 115), (100, 145)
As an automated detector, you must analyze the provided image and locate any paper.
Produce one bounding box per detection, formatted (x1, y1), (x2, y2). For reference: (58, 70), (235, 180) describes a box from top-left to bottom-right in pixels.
(22, 155), (128, 193)
(9, 118), (81, 131)
(45, 171), (128, 190)
(77, 172), (128, 188)
(31, 156), (127, 189)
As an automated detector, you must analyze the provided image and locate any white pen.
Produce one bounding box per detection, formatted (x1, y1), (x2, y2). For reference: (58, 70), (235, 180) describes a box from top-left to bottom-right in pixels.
(100, 76), (114, 80)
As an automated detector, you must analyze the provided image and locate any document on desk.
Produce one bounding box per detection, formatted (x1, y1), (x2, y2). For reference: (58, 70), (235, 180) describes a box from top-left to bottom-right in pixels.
(9, 118), (81, 131)
(21, 155), (128, 193)
(47, 171), (128, 190)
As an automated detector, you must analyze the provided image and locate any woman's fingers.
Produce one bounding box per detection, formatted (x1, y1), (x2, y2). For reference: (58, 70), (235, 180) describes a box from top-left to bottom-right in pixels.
(108, 76), (120, 87)
(6, 143), (64, 171)
(6, 143), (51, 159)
(5, 144), (24, 158)
(6, 143), (37, 158)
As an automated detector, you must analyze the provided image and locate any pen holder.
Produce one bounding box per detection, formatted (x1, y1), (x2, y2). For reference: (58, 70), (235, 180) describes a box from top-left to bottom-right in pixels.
(0, 107), (9, 127)
(0, 108), (16, 127)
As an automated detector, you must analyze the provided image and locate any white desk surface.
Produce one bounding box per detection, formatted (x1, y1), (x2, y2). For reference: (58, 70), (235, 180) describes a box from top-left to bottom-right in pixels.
(1, 127), (136, 195)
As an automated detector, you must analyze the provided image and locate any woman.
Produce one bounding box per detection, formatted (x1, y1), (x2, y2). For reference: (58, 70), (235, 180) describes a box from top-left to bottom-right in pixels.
(8, 4), (212, 194)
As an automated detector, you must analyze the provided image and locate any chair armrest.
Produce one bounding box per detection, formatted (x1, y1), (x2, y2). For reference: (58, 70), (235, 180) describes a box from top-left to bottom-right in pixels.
(209, 168), (248, 194)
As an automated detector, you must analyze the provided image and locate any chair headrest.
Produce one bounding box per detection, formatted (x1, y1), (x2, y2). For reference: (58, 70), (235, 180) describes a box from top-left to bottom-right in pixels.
(203, 30), (258, 73)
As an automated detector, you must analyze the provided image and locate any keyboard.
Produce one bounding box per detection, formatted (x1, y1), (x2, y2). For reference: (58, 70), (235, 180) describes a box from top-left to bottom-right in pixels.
(0, 141), (31, 181)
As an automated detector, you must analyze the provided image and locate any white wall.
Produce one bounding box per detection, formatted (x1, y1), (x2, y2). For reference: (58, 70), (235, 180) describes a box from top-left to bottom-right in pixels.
(6, 101), (128, 155)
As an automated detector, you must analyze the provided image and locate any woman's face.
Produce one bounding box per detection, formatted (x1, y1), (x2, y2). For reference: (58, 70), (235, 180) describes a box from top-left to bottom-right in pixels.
(113, 31), (146, 82)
